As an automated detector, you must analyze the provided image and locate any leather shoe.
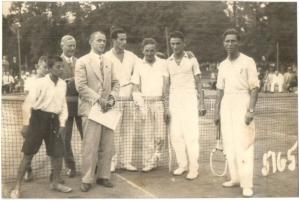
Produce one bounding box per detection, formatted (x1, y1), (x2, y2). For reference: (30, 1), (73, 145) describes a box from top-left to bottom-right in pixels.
(80, 183), (92, 192)
(96, 178), (114, 188)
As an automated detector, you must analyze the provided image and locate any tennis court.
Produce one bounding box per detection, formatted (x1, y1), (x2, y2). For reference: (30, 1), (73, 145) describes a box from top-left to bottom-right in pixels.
(1, 92), (298, 197)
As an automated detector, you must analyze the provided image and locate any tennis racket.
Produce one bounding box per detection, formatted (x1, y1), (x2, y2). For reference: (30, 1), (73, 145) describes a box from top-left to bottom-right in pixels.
(209, 121), (228, 177)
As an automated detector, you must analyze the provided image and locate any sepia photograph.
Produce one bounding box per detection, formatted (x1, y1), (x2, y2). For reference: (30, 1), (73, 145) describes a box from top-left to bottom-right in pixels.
(1, 0), (298, 198)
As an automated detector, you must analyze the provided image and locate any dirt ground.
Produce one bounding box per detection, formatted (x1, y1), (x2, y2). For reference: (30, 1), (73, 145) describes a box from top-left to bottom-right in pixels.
(2, 165), (298, 198)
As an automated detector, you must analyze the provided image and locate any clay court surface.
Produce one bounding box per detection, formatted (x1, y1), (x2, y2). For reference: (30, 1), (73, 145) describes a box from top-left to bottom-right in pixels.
(1, 92), (298, 198)
(2, 166), (298, 198)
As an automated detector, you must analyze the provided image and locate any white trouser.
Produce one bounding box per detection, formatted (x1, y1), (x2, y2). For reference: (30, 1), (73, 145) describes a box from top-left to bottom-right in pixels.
(270, 82), (283, 92)
(169, 90), (199, 171)
(221, 92), (255, 189)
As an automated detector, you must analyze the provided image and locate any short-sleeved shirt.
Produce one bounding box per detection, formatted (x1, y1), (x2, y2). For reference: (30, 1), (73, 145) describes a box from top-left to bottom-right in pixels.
(131, 57), (166, 96)
(164, 52), (201, 91)
(104, 49), (139, 97)
(216, 53), (259, 92)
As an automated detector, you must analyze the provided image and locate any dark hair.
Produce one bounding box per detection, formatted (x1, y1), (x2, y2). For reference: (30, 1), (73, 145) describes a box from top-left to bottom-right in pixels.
(223, 28), (241, 41)
(111, 28), (126, 40)
(141, 38), (157, 48)
(169, 31), (184, 41)
(47, 55), (63, 69)
(38, 55), (48, 64)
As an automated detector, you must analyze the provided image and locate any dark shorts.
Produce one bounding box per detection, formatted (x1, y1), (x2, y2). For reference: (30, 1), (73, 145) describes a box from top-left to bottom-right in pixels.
(22, 109), (64, 157)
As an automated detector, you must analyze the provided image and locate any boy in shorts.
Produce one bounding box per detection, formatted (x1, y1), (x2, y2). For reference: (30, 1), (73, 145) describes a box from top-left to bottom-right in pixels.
(10, 55), (72, 198)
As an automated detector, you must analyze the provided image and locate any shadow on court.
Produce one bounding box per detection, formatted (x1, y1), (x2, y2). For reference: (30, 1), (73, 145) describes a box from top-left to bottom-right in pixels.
(2, 165), (298, 198)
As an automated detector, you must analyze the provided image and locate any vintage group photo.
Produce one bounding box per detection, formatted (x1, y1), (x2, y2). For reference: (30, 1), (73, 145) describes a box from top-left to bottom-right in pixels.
(1, 1), (298, 198)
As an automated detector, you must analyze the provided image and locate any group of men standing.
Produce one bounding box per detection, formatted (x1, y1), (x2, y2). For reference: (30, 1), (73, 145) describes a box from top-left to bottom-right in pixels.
(10, 28), (259, 198)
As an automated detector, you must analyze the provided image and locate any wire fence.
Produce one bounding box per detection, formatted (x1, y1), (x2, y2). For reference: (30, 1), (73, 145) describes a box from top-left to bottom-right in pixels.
(1, 93), (298, 183)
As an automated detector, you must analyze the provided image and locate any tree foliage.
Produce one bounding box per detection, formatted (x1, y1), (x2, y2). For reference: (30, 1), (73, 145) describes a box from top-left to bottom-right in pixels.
(2, 1), (297, 69)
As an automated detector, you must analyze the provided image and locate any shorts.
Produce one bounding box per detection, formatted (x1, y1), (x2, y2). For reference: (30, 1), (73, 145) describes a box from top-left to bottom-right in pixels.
(22, 109), (64, 157)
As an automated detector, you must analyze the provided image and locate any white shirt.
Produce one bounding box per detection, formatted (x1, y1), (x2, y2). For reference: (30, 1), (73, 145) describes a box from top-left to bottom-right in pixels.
(62, 54), (74, 64)
(164, 52), (201, 92)
(216, 53), (259, 92)
(26, 74), (68, 127)
(272, 73), (284, 84)
(104, 49), (139, 97)
(2, 75), (14, 85)
(131, 57), (166, 96)
(24, 76), (37, 92)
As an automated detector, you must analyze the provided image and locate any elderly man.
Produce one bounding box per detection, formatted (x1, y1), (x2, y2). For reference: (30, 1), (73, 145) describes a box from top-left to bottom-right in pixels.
(131, 38), (167, 172)
(59, 35), (83, 178)
(104, 28), (139, 172)
(75, 31), (119, 192)
(163, 31), (206, 180)
(214, 28), (259, 197)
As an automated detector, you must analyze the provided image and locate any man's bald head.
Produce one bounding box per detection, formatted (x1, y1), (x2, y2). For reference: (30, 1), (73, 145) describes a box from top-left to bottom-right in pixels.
(61, 35), (76, 58)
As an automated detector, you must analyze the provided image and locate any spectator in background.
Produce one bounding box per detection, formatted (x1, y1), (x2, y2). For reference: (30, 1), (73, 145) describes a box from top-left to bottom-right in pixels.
(270, 70), (284, 93)
(2, 70), (15, 94)
(11, 56), (19, 78)
(284, 66), (296, 92)
(3, 56), (9, 72)
(210, 70), (217, 90)
(263, 66), (275, 92)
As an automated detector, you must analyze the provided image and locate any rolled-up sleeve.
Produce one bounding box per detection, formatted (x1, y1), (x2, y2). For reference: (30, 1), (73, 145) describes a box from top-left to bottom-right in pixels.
(192, 58), (201, 76)
(216, 64), (225, 90)
(248, 58), (260, 90)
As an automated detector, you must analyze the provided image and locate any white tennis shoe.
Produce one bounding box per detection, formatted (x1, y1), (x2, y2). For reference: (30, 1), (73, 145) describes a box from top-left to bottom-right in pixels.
(222, 180), (240, 187)
(173, 167), (187, 175)
(186, 170), (198, 180)
(242, 188), (254, 197)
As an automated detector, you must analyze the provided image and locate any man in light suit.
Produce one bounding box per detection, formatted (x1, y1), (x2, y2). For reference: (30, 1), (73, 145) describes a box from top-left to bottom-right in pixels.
(60, 35), (83, 178)
(75, 31), (119, 192)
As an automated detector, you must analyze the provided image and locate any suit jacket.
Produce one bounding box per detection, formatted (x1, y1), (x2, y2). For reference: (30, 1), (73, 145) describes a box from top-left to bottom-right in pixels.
(61, 54), (79, 116)
(75, 51), (120, 117)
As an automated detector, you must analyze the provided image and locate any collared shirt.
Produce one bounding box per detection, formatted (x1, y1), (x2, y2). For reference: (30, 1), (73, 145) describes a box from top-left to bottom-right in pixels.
(131, 57), (166, 96)
(62, 54), (74, 64)
(216, 53), (259, 92)
(61, 54), (76, 80)
(28, 74), (68, 126)
(104, 49), (139, 97)
(164, 52), (201, 91)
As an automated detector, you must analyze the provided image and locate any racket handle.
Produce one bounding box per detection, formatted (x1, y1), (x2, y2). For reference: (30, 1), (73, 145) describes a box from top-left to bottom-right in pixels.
(216, 122), (221, 140)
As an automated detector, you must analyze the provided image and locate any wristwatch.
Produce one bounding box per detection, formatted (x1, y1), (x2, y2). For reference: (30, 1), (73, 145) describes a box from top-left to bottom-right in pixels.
(248, 108), (255, 113)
